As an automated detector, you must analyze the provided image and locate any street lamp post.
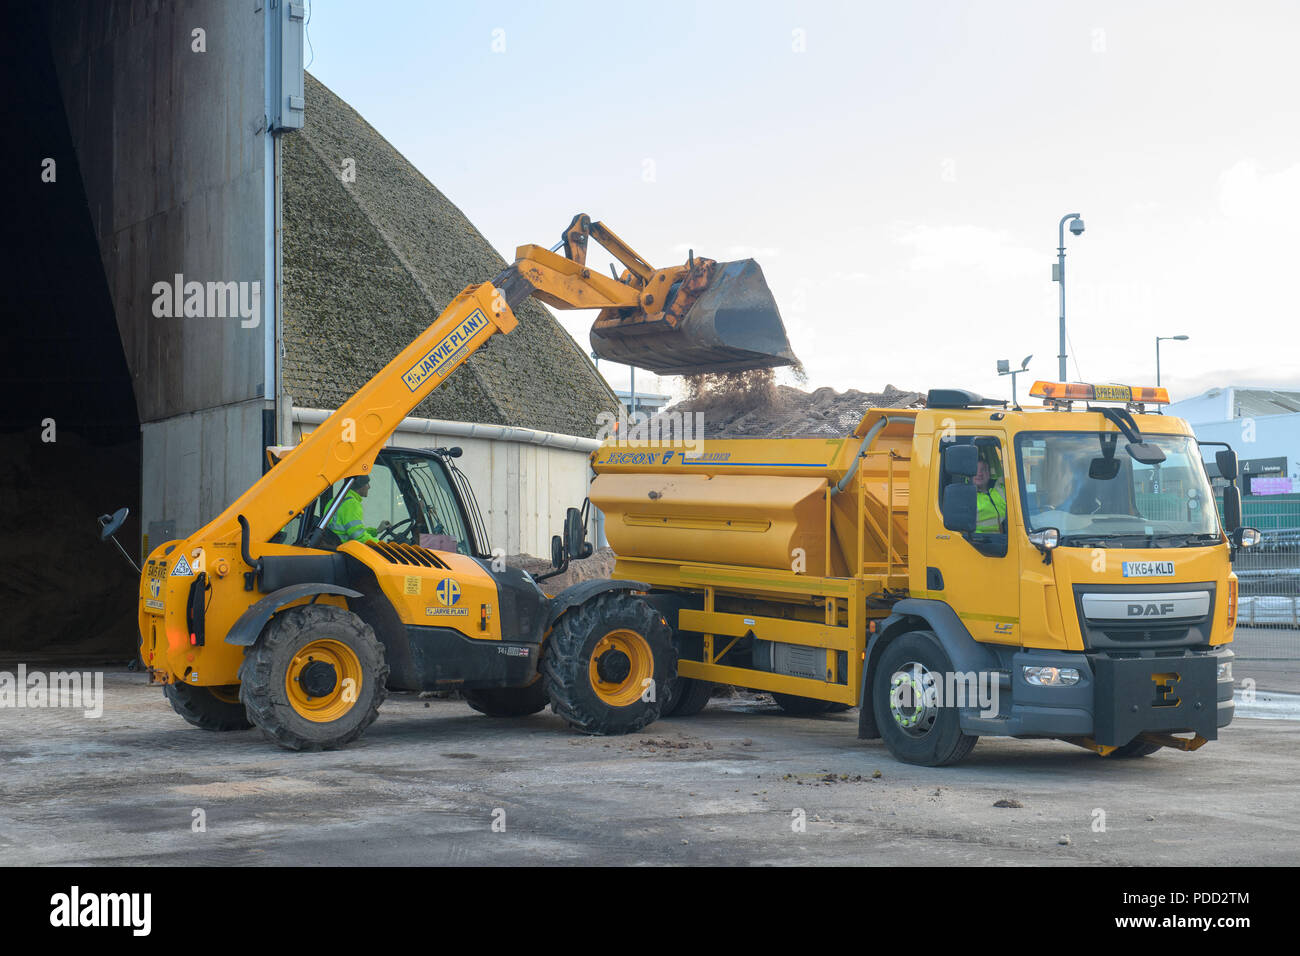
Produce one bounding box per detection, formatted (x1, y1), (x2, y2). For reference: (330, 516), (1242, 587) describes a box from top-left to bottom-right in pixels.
(1054, 213), (1085, 380)
(1155, 334), (1189, 387)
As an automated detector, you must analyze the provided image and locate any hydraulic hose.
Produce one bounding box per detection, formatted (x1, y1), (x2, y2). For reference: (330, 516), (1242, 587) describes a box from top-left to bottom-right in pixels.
(831, 416), (896, 496)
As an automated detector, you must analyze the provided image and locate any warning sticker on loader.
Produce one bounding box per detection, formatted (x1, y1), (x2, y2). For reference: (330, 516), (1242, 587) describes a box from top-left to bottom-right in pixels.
(171, 554), (193, 577)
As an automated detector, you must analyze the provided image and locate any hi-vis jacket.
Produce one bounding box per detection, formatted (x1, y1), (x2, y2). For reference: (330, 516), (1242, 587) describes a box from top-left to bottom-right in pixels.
(326, 490), (379, 544)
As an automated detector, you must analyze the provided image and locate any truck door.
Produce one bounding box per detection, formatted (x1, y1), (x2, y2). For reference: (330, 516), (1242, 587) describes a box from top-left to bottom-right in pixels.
(927, 432), (1021, 647)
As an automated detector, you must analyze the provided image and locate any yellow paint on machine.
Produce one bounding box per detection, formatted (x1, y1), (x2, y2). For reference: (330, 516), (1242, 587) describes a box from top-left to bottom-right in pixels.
(341, 542), (503, 641)
(590, 399), (1237, 719)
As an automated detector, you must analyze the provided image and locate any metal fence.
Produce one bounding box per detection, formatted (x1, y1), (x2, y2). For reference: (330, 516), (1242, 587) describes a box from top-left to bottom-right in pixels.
(1228, 505), (1299, 669)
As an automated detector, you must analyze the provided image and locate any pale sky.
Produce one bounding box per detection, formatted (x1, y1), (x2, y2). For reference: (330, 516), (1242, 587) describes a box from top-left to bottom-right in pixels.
(304, 0), (1300, 408)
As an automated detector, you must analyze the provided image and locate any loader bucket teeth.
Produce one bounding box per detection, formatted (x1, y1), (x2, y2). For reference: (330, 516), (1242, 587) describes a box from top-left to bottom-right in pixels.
(589, 259), (797, 376)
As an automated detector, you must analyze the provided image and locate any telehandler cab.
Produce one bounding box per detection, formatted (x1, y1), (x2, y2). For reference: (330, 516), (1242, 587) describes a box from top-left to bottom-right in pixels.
(108, 215), (794, 750)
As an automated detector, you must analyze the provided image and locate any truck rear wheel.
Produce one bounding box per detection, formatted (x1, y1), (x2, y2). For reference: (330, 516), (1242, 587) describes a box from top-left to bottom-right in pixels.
(164, 682), (253, 731)
(872, 631), (978, 767)
(542, 591), (676, 734)
(771, 693), (834, 716)
(238, 604), (388, 752)
(464, 681), (549, 718)
(661, 675), (714, 717)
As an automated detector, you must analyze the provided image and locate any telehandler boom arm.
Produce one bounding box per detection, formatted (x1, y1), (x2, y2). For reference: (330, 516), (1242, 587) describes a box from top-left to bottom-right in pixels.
(195, 214), (790, 564)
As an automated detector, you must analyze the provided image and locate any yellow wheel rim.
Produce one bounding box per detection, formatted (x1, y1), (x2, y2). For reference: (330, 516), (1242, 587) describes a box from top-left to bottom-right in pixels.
(284, 639), (363, 723)
(588, 628), (654, 708)
(210, 685), (242, 705)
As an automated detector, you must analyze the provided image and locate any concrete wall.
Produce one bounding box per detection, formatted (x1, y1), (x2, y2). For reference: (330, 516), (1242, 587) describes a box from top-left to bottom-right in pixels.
(294, 410), (598, 558)
(46, 0), (275, 545)
(139, 401), (267, 555)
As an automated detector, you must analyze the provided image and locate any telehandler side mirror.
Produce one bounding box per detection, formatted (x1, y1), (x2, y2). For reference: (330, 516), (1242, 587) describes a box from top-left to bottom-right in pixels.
(98, 507), (129, 540)
(96, 506), (141, 574)
(564, 506), (592, 560)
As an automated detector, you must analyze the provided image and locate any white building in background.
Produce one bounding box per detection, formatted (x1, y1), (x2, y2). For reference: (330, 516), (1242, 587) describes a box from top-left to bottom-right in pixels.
(1167, 386), (1300, 493)
(614, 388), (672, 418)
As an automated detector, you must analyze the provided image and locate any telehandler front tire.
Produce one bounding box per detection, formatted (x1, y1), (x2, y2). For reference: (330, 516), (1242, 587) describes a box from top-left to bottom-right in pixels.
(464, 680), (549, 718)
(542, 591), (676, 735)
(238, 604), (388, 752)
(164, 682), (253, 732)
(872, 631), (978, 767)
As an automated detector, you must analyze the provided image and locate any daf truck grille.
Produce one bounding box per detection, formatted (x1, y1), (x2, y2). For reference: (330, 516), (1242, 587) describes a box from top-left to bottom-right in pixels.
(1072, 583), (1216, 650)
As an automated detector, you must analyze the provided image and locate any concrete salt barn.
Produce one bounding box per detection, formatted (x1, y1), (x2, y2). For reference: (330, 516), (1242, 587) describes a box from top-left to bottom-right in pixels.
(2, 2), (615, 662)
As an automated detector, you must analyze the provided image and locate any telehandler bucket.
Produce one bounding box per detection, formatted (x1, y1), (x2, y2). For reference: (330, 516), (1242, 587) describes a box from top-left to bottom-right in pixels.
(589, 258), (797, 376)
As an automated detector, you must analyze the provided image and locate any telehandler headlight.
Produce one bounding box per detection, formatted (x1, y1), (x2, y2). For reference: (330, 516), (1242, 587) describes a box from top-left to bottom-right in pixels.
(1023, 665), (1080, 687)
(1217, 661), (1233, 681)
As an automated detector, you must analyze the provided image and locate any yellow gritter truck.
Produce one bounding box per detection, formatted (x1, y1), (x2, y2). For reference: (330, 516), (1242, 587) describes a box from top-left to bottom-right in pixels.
(591, 381), (1260, 765)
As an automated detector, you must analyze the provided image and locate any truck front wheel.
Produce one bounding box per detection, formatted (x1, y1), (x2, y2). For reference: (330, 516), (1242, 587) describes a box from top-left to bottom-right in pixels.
(238, 604), (388, 751)
(543, 592), (676, 734)
(872, 631), (978, 766)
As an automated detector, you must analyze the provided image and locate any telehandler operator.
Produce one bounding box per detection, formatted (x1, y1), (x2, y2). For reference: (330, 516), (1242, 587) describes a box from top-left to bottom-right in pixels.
(324, 475), (390, 545)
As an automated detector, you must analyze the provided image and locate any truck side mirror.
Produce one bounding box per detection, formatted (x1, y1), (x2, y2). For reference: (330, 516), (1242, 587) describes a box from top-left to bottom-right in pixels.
(1125, 442), (1166, 465)
(941, 483), (978, 533)
(943, 443), (978, 478)
(1223, 484), (1242, 533)
(551, 534), (565, 570)
(1089, 457), (1120, 480)
(1215, 449), (1239, 482)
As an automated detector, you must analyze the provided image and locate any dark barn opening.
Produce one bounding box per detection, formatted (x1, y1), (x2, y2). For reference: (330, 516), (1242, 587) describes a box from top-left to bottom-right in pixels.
(0, 2), (141, 665)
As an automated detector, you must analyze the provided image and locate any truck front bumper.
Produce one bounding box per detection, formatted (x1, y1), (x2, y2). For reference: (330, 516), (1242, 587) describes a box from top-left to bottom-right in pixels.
(958, 646), (1235, 746)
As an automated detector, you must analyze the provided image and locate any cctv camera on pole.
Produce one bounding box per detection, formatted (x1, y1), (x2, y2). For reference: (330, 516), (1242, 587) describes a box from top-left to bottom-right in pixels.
(1054, 213), (1084, 380)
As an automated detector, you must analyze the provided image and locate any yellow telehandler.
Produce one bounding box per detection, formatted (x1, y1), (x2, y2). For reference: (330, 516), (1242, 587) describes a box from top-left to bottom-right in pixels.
(102, 214), (795, 750)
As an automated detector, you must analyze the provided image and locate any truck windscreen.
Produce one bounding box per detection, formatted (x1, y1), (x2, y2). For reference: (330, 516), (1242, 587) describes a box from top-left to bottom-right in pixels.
(1014, 431), (1221, 547)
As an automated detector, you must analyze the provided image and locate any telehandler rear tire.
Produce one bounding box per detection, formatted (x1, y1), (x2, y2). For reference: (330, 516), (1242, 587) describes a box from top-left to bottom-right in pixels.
(238, 604), (388, 752)
(872, 631), (978, 767)
(661, 676), (714, 717)
(771, 693), (835, 716)
(542, 591), (676, 735)
(464, 680), (549, 718)
(164, 682), (253, 731)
